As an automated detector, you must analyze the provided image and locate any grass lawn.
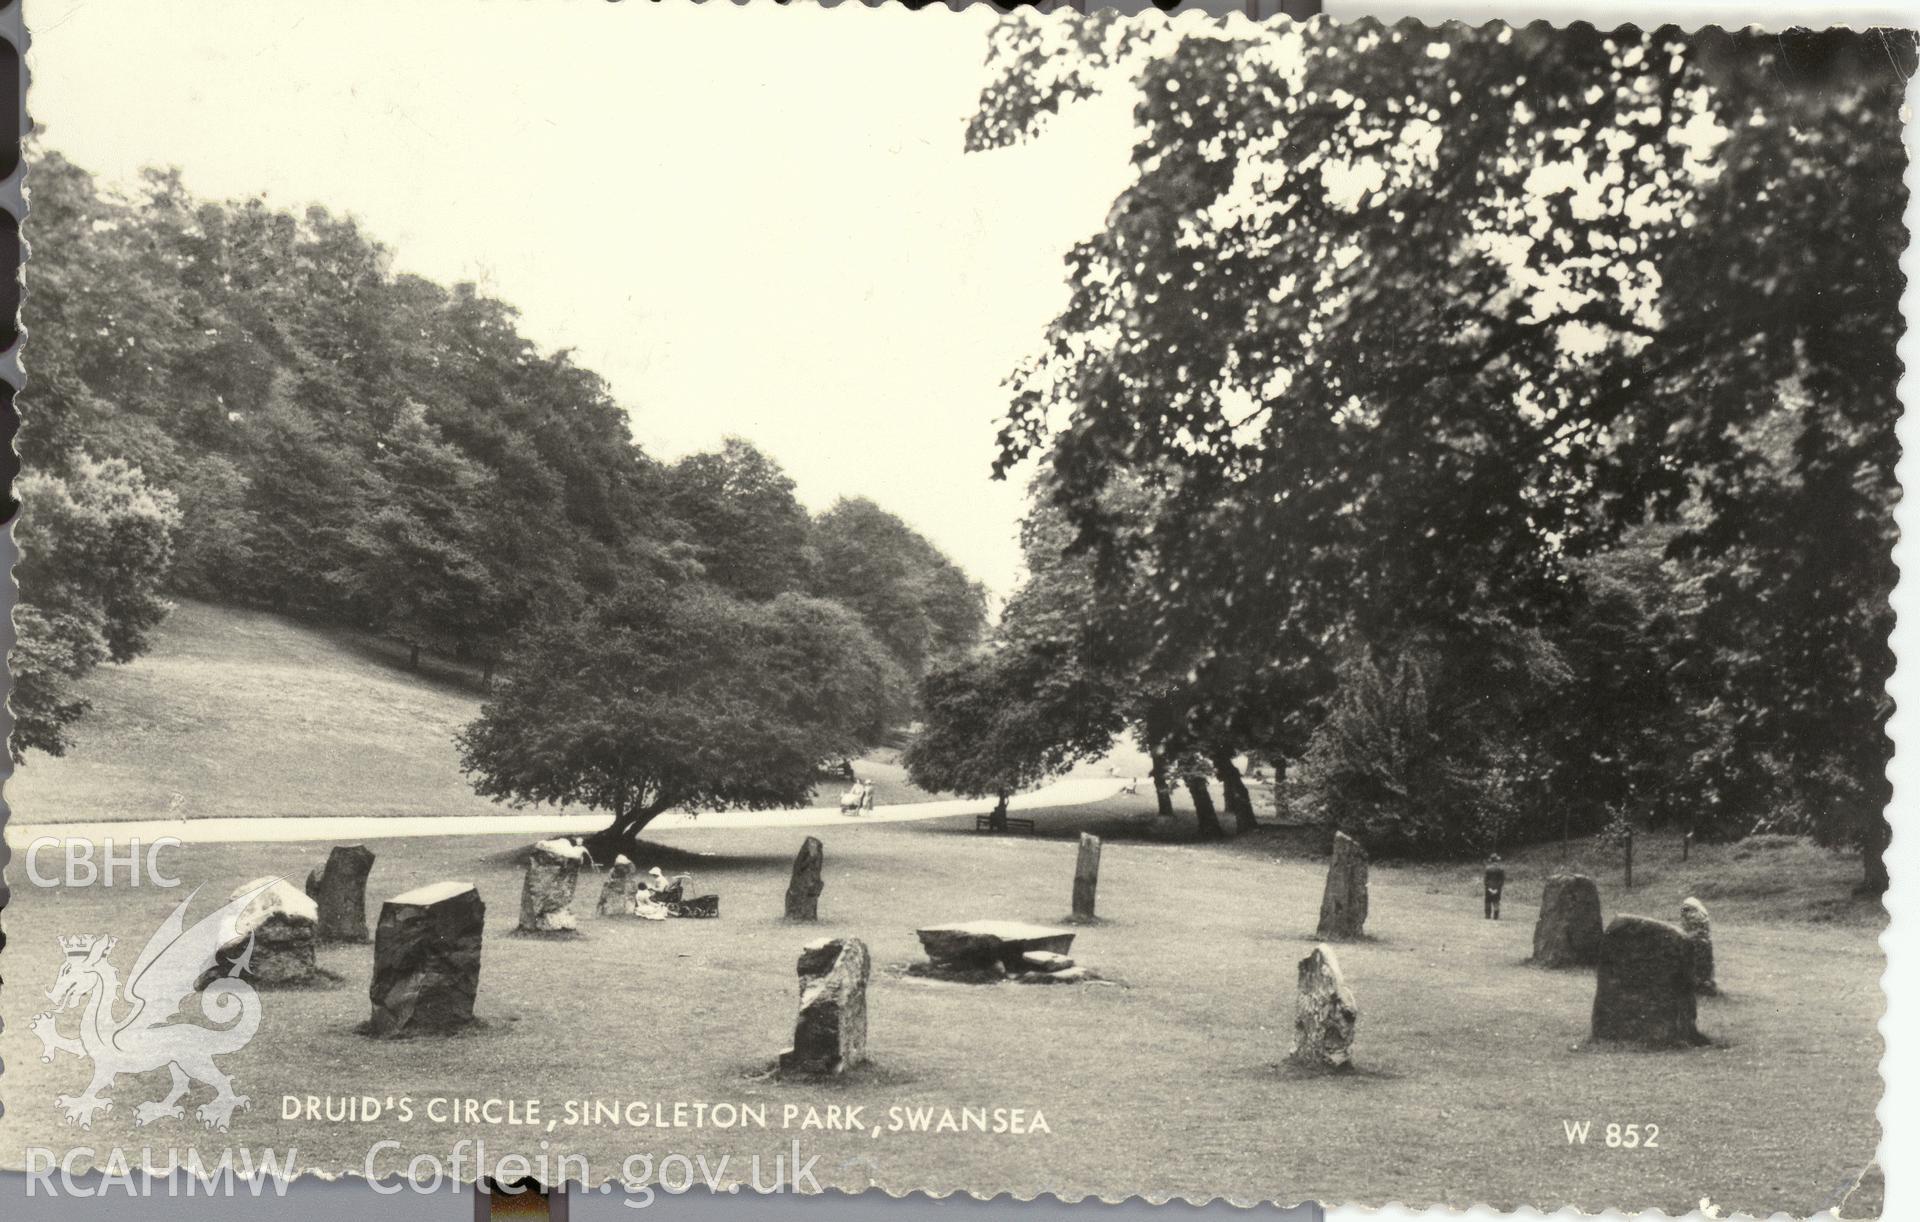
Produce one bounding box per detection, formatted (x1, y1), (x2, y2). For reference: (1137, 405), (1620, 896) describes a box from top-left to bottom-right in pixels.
(1, 816), (1882, 1215)
(2, 601), (958, 825)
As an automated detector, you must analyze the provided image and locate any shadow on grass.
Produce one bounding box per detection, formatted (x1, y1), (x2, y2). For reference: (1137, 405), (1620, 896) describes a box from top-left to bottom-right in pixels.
(477, 838), (792, 870)
(1269, 1060), (1403, 1083)
(351, 1015), (510, 1042)
(748, 1061), (917, 1091)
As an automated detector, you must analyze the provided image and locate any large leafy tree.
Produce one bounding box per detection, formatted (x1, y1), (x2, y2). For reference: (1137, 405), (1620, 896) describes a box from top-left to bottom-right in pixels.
(811, 496), (988, 681)
(969, 18), (1907, 884)
(904, 640), (1121, 830)
(664, 438), (816, 601)
(457, 584), (908, 852)
(12, 458), (179, 761)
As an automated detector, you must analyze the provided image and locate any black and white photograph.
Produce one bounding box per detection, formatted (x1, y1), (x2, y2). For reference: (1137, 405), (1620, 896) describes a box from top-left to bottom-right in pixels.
(1, 3), (1911, 1217)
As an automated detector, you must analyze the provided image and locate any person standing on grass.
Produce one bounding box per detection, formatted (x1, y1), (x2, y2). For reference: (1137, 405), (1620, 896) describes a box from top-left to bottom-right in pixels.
(1484, 854), (1506, 919)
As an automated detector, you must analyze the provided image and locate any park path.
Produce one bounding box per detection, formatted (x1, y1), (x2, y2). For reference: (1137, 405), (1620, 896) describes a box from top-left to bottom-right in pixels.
(2, 776), (1129, 846)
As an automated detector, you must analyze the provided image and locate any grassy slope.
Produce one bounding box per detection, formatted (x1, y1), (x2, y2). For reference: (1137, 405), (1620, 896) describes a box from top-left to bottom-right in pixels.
(0, 819), (1882, 1215)
(2, 600), (959, 824)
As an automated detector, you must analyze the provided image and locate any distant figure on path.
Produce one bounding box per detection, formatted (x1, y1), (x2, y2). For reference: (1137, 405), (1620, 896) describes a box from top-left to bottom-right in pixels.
(1119, 776), (1140, 796)
(839, 781), (865, 815)
(1483, 854), (1506, 920)
(861, 781), (875, 812)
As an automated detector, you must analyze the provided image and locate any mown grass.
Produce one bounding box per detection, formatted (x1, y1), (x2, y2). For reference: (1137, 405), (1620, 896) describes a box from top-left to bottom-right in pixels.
(1, 816), (1882, 1216)
(1, 601), (957, 824)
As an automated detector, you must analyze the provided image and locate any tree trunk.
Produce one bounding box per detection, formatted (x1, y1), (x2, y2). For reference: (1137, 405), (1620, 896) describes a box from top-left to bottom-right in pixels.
(1212, 750), (1257, 833)
(1860, 811), (1891, 897)
(408, 642), (421, 670)
(990, 793), (1009, 831)
(583, 801), (672, 860)
(1186, 775), (1225, 839)
(482, 659), (496, 689)
(1148, 749), (1176, 820)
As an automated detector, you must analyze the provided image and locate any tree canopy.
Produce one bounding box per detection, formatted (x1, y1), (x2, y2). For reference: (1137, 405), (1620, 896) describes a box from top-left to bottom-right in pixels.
(458, 584), (907, 849)
(18, 147), (979, 806)
(969, 18), (1908, 883)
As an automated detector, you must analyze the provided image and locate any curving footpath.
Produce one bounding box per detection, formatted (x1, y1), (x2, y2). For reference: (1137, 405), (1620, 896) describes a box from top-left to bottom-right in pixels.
(3, 776), (1130, 846)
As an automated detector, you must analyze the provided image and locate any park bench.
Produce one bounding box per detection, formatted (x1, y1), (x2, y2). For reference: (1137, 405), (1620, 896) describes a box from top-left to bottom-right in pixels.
(975, 814), (1036, 835)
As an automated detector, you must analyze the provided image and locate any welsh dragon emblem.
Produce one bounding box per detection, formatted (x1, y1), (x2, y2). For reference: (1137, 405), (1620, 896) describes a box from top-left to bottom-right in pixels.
(29, 881), (278, 1131)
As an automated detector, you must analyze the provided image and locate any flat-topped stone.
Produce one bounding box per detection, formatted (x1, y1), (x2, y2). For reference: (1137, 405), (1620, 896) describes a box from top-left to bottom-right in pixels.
(917, 921), (1076, 970)
(391, 881), (477, 907)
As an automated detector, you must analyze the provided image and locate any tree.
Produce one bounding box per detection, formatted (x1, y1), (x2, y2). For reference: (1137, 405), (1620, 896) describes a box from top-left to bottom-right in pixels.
(12, 457), (180, 761)
(969, 18), (1908, 881)
(903, 642), (1120, 830)
(457, 584), (907, 854)
(336, 407), (499, 669)
(811, 497), (988, 680)
(664, 438), (815, 601)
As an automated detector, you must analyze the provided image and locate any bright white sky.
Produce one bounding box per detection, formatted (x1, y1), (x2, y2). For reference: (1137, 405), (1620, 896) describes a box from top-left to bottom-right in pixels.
(27, 0), (1141, 597)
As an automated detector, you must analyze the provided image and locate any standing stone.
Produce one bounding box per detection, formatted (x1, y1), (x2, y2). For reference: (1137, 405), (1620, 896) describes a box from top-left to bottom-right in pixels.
(305, 845), (376, 943)
(1531, 873), (1605, 968)
(1287, 944), (1357, 1071)
(597, 856), (641, 917)
(518, 839), (587, 933)
(217, 877), (320, 985)
(1680, 897), (1717, 995)
(1072, 833), (1101, 920)
(1591, 915), (1704, 1046)
(1316, 831), (1369, 940)
(785, 837), (825, 920)
(778, 937), (870, 1075)
(368, 881), (485, 1038)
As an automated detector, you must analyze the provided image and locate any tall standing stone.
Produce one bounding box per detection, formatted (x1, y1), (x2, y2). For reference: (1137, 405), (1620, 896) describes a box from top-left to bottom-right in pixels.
(1591, 915), (1705, 1046)
(597, 856), (641, 917)
(217, 877), (320, 985)
(785, 837), (825, 921)
(1531, 873), (1605, 967)
(1287, 944), (1357, 1071)
(368, 881), (485, 1038)
(1679, 897), (1717, 995)
(305, 845), (376, 943)
(1316, 831), (1369, 940)
(518, 839), (586, 933)
(1072, 833), (1102, 920)
(778, 937), (870, 1075)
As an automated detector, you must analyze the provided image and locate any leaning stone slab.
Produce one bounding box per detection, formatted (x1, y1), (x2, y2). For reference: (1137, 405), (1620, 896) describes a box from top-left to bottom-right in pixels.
(597, 856), (641, 917)
(1288, 944), (1357, 1071)
(518, 839), (587, 933)
(1680, 897), (1717, 995)
(1022, 950), (1075, 973)
(304, 845), (375, 943)
(367, 881), (484, 1037)
(1590, 915), (1705, 1047)
(778, 937), (870, 1075)
(916, 921), (1076, 971)
(1072, 833), (1101, 920)
(785, 837), (825, 921)
(1315, 831), (1369, 940)
(216, 876), (321, 986)
(1531, 873), (1605, 968)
